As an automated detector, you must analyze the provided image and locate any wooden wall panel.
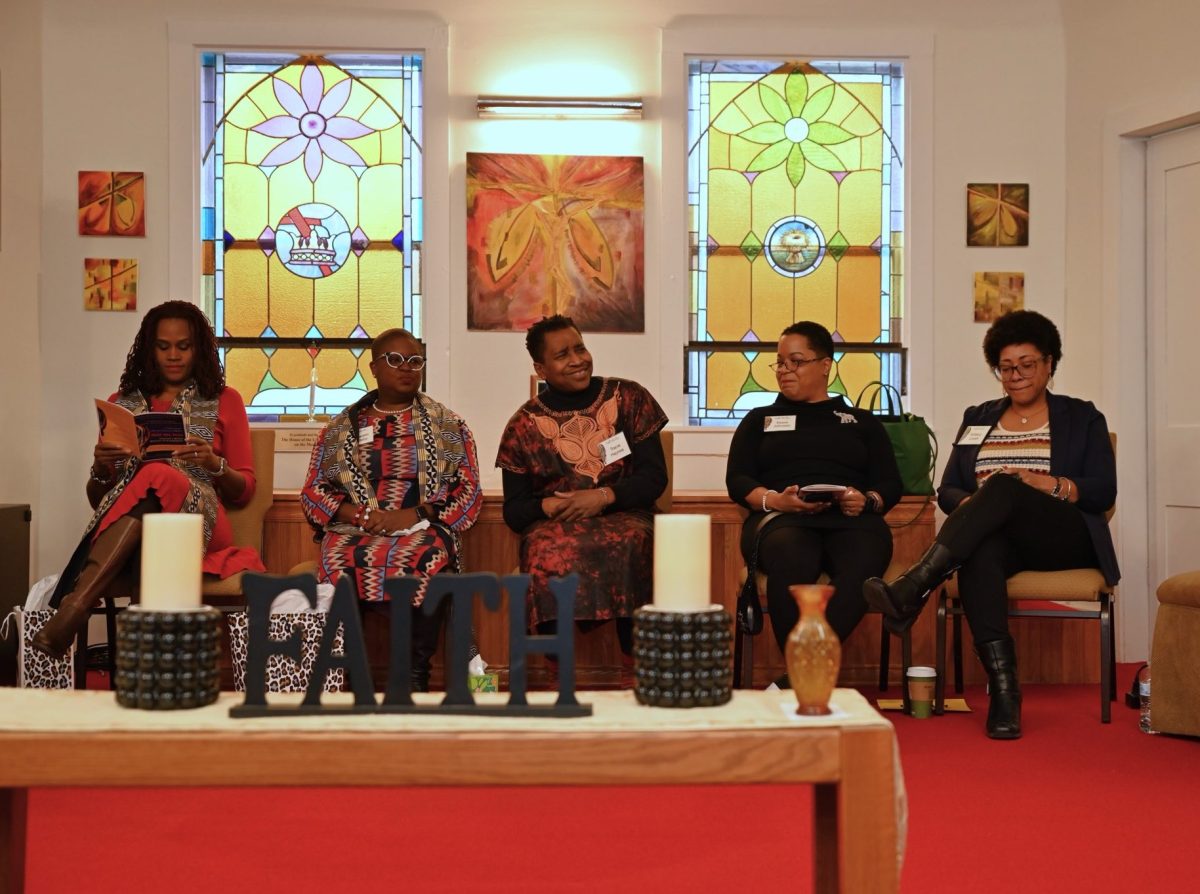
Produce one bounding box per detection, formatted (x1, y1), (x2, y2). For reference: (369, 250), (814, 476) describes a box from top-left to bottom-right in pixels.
(262, 492), (1100, 689)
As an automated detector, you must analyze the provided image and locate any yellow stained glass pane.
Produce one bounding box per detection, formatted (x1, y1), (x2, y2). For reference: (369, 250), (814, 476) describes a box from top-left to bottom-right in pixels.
(266, 258), (314, 337)
(790, 259), (838, 325)
(245, 129), (284, 168)
(750, 165), (797, 237)
(749, 261), (796, 339)
(357, 351), (376, 387)
(840, 171), (883, 246)
(224, 164), (269, 239)
(829, 140), (863, 172)
(379, 126), (405, 165)
(246, 77), (285, 120)
(360, 165), (404, 240)
(361, 78), (404, 125)
(842, 103), (881, 138)
(824, 86), (864, 125)
(223, 348), (269, 404)
(267, 162), (316, 227)
(345, 132), (380, 167)
(707, 352), (750, 409)
(707, 132), (730, 170)
(862, 132), (884, 172)
(270, 346), (316, 389)
(313, 162), (359, 225)
(359, 251), (405, 335)
(314, 256), (359, 337)
(749, 354), (779, 392)
(706, 254), (752, 340)
(836, 255), (883, 342)
(223, 251), (269, 337)
(835, 352), (882, 402)
(315, 347), (360, 389)
(707, 170), (751, 247)
(839, 83), (882, 118)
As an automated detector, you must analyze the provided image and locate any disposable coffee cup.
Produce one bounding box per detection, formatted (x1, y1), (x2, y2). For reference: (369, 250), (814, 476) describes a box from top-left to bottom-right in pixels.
(906, 666), (937, 718)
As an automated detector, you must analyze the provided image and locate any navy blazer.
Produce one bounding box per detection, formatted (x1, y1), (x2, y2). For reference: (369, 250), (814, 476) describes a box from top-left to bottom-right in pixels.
(938, 392), (1119, 586)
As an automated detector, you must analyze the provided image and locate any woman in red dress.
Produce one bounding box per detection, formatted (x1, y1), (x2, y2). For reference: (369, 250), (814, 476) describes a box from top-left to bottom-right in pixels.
(33, 301), (264, 658)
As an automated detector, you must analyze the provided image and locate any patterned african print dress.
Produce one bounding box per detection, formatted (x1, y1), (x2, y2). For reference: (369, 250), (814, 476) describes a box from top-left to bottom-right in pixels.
(302, 391), (481, 605)
(496, 377), (668, 627)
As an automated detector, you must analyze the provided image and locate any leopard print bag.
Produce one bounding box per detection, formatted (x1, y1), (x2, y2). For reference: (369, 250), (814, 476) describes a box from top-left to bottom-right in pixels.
(228, 612), (345, 693)
(11, 609), (76, 689)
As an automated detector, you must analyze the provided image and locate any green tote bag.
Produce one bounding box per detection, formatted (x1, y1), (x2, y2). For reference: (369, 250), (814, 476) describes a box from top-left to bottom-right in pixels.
(854, 382), (938, 496)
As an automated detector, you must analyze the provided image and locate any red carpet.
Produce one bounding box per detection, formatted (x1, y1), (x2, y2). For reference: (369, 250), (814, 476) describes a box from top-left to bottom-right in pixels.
(21, 664), (1199, 892)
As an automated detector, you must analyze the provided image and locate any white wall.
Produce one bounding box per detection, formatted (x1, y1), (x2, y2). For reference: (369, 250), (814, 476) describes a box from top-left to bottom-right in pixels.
(0, 0), (43, 579)
(9, 0), (1072, 592)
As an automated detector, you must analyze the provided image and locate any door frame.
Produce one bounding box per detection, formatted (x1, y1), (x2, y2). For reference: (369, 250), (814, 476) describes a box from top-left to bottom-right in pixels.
(1101, 87), (1200, 659)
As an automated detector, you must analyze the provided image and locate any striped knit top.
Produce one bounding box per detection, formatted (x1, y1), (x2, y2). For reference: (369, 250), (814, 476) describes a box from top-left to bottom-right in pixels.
(974, 422), (1051, 484)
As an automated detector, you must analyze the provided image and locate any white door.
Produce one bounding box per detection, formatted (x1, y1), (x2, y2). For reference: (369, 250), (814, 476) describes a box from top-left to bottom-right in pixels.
(1146, 125), (1200, 600)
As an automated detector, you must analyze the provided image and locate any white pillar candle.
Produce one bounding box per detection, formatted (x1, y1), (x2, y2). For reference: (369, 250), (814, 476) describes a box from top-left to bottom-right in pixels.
(140, 514), (203, 611)
(653, 514), (711, 612)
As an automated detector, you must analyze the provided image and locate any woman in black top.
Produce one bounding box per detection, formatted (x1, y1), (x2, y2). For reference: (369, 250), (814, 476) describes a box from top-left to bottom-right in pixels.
(726, 322), (902, 662)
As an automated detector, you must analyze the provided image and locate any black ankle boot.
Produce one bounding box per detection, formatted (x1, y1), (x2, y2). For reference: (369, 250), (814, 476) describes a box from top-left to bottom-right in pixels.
(977, 637), (1022, 739)
(862, 543), (956, 635)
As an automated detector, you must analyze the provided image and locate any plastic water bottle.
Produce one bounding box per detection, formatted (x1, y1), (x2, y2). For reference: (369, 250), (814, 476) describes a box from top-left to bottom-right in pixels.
(1138, 665), (1158, 735)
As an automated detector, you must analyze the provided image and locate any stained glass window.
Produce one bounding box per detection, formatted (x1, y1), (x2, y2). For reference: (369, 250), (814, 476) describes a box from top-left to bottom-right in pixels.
(686, 59), (904, 426)
(201, 52), (423, 420)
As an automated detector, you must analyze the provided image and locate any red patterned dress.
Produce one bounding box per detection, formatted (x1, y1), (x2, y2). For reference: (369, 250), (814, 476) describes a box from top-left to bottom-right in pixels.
(302, 392), (481, 605)
(496, 377), (668, 627)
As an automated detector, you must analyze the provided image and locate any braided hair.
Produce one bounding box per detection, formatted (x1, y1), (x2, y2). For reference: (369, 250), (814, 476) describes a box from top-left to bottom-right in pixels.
(118, 301), (225, 399)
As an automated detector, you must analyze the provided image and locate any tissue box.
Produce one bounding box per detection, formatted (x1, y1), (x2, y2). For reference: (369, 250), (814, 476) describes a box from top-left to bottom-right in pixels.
(468, 672), (499, 692)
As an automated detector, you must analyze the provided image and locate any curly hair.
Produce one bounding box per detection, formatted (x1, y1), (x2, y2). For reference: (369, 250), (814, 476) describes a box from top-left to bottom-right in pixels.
(118, 301), (225, 399)
(524, 314), (580, 362)
(982, 310), (1062, 375)
(780, 320), (835, 358)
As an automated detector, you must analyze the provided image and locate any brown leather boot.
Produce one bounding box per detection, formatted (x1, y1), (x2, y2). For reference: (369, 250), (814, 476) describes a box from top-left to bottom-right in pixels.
(32, 516), (143, 659)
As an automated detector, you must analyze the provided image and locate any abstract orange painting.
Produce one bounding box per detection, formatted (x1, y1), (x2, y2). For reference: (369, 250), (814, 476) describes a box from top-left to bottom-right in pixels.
(83, 258), (139, 311)
(78, 171), (146, 236)
(466, 153), (644, 332)
(966, 183), (1028, 246)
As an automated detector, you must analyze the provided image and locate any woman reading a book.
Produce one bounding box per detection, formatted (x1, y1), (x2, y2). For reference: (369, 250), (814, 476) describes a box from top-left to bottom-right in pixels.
(301, 328), (482, 690)
(32, 300), (263, 659)
(725, 321), (902, 669)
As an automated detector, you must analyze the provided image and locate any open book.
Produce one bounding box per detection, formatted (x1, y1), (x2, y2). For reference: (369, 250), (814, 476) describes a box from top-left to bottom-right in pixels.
(95, 399), (188, 459)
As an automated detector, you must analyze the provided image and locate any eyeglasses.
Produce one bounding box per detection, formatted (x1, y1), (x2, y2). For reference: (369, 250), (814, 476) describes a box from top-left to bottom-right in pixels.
(377, 352), (426, 371)
(769, 356), (827, 373)
(992, 356), (1046, 380)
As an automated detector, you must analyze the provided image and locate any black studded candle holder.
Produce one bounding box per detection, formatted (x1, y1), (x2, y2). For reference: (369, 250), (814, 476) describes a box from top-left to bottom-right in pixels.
(115, 606), (222, 710)
(632, 606), (733, 708)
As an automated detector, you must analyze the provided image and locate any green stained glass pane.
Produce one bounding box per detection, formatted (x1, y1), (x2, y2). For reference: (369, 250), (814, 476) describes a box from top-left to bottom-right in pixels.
(688, 58), (905, 426)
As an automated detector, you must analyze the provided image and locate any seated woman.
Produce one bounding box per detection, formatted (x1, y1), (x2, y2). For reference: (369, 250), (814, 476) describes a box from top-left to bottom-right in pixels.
(726, 322), (902, 676)
(496, 315), (668, 680)
(301, 328), (481, 691)
(33, 301), (263, 658)
(865, 310), (1119, 739)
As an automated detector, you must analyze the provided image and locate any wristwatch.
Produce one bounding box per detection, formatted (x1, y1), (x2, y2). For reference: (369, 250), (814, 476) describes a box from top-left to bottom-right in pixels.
(414, 504), (435, 523)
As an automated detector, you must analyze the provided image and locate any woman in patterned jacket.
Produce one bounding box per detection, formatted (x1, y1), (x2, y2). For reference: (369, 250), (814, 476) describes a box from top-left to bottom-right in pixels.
(33, 301), (264, 659)
(302, 328), (482, 690)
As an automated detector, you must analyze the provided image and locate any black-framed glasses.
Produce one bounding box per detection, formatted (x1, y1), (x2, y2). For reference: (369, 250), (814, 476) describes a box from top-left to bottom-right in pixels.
(769, 356), (827, 373)
(377, 352), (426, 371)
(992, 356), (1046, 380)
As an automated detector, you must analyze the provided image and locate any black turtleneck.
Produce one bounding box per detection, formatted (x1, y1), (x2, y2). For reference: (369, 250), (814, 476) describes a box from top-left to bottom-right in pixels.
(500, 377), (668, 533)
(725, 395), (902, 512)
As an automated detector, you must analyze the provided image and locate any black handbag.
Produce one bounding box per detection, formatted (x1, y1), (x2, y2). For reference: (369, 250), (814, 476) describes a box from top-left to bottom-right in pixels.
(736, 512), (777, 635)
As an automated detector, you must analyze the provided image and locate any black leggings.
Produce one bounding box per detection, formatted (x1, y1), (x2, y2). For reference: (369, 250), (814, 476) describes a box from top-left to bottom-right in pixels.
(751, 517), (893, 654)
(938, 473), (1100, 645)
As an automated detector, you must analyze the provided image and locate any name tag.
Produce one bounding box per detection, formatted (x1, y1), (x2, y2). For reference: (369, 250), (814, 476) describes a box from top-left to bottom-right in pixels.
(956, 425), (991, 446)
(357, 423), (375, 445)
(764, 415), (797, 432)
(599, 431), (632, 465)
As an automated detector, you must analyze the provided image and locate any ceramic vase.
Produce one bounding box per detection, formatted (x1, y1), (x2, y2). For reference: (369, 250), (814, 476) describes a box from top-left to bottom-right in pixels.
(785, 584), (841, 716)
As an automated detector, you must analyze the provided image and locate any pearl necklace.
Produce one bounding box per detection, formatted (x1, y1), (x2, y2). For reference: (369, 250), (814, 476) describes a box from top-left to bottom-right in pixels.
(372, 401), (413, 416)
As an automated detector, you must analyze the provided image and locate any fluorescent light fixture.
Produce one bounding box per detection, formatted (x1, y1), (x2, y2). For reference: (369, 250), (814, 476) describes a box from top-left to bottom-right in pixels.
(476, 96), (643, 120)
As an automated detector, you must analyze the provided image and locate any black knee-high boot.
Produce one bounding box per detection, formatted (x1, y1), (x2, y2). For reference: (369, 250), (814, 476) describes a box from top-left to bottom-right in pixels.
(862, 543), (956, 635)
(977, 637), (1022, 739)
(411, 600), (447, 692)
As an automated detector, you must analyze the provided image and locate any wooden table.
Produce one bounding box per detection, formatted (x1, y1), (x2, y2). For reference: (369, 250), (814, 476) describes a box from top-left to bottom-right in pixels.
(0, 688), (902, 894)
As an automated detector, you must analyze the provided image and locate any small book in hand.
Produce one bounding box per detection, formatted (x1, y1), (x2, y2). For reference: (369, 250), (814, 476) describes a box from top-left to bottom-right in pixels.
(800, 484), (848, 503)
(95, 399), (188, 459)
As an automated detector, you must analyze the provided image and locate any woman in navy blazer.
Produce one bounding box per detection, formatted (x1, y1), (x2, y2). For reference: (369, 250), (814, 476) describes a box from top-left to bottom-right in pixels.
(864, 311), (1118, 738)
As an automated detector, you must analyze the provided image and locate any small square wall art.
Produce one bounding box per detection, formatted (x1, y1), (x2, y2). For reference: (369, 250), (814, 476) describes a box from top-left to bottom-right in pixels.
(84, 258), (138, 311)
(973, 271), (1024, 323)
(466, 153), (644, 332)
(78, 171), (146, 237)
(966, 183), (1029, 246)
